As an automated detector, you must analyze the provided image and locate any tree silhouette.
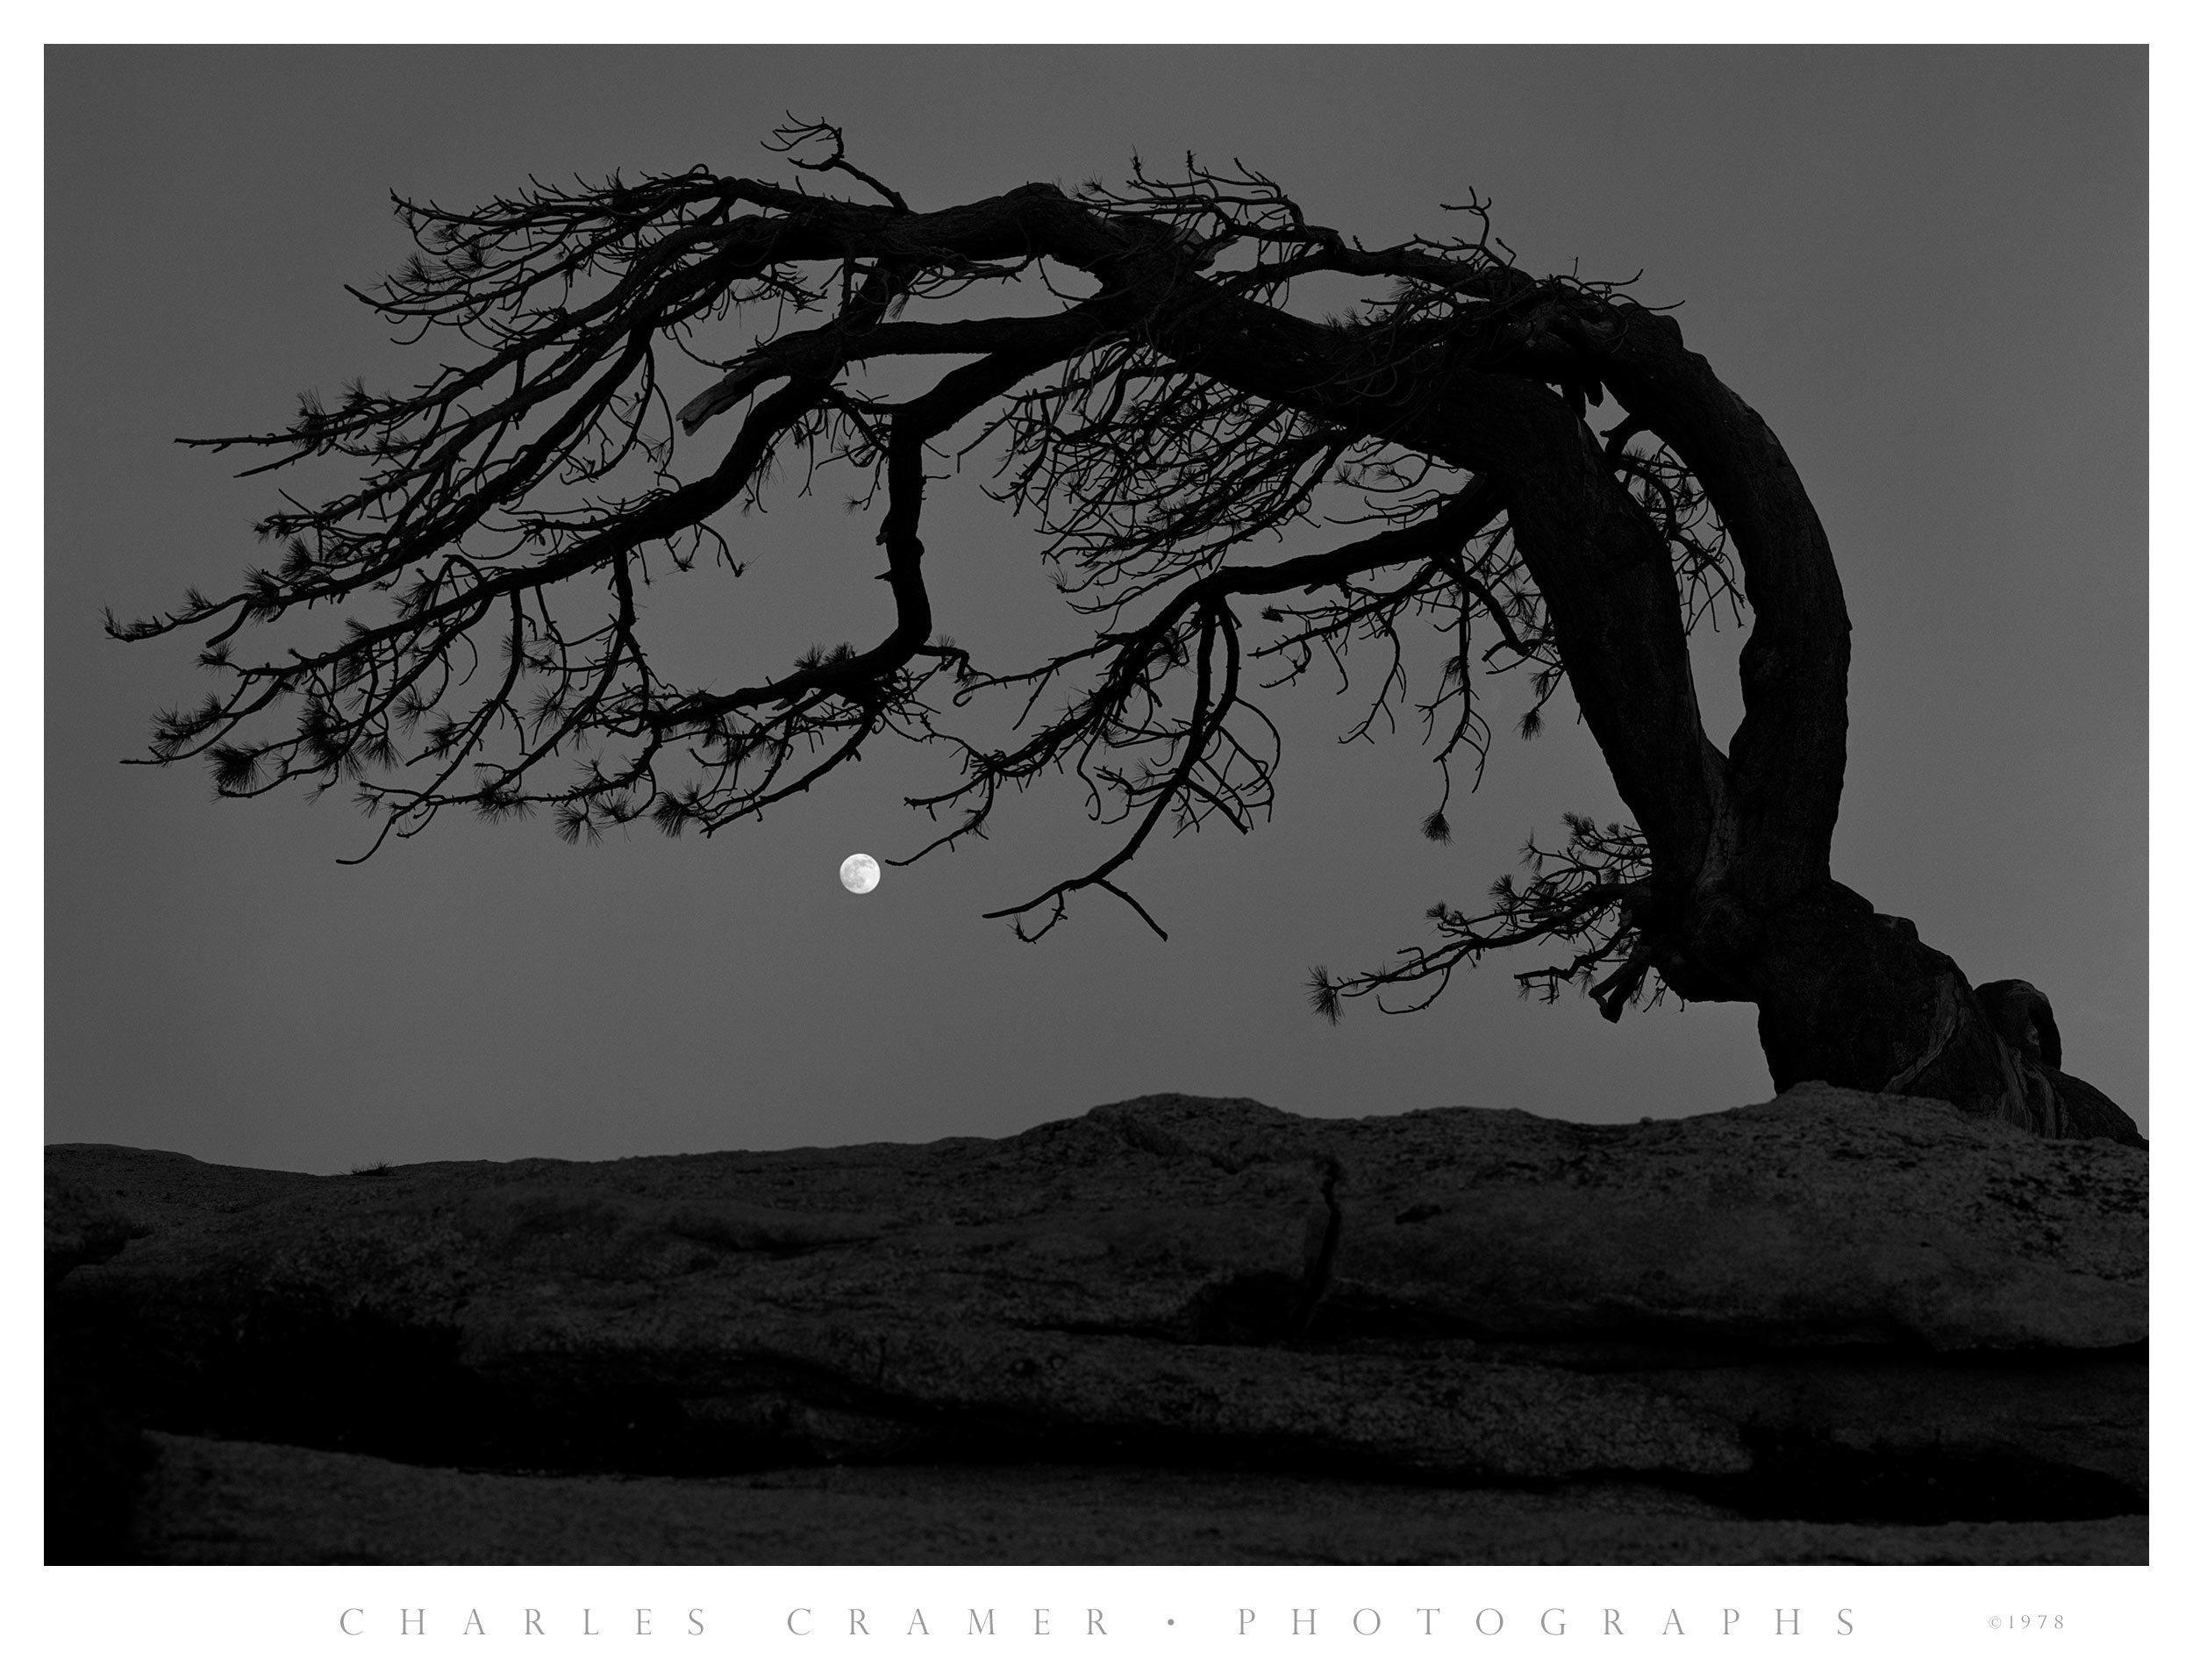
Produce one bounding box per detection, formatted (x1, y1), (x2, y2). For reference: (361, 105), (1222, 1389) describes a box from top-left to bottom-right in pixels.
(113, 122), (2139, 1144)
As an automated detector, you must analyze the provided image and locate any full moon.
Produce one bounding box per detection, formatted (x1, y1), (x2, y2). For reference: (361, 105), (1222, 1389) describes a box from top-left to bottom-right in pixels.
(839, 854), (881, 895)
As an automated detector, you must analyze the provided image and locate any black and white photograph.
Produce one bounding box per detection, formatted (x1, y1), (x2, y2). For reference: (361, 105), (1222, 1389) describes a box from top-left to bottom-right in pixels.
(37, 24), (2164, 1672)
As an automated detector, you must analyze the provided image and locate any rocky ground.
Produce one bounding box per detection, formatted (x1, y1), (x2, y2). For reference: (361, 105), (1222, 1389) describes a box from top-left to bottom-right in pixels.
(46, 1083), (2147, 1564)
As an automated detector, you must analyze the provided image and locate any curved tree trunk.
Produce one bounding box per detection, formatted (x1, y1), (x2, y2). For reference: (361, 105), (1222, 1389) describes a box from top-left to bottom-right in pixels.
(1582, 312), (2138, 1144)
(1147, 262), (2138, 1142)
(1190, 277), (2143, 1145)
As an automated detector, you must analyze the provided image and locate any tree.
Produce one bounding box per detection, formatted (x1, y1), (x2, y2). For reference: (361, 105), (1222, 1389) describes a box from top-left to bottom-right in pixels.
(113, 122), (2139, 1146)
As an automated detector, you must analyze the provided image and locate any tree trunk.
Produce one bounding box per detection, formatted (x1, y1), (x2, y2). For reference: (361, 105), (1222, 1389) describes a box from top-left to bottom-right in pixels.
(1154, 278), (2138, 1142)
(1637, 875), (2143, 1145)
(1520, 308), (2139, 1146)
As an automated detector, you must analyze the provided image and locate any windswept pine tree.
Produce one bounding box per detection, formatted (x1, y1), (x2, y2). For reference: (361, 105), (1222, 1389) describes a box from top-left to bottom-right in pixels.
(115, 122), (2139, 1143)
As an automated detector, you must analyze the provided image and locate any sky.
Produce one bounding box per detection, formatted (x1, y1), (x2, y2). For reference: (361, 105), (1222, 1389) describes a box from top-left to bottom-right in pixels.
(44, 45), (2147, 1172)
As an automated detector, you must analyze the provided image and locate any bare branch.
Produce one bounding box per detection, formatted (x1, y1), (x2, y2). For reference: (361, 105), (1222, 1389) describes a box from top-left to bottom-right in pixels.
(125, 139), (1743, 1012)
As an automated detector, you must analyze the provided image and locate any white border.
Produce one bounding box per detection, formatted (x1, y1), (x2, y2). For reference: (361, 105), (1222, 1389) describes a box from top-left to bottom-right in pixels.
(18, 11), (2179, 1677)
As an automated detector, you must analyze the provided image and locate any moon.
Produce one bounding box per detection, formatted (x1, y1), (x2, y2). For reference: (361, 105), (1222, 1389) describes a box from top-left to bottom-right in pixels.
(839, 853), (881, 895)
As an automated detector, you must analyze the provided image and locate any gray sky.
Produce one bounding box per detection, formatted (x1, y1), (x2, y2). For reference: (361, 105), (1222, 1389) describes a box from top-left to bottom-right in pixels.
(46, 46), (2147, 1171)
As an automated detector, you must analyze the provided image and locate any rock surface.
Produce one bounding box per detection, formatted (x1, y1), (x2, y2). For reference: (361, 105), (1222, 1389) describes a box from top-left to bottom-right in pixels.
(47, 1083), (2146, 1563)
(132, 1432), (2145, 1567)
